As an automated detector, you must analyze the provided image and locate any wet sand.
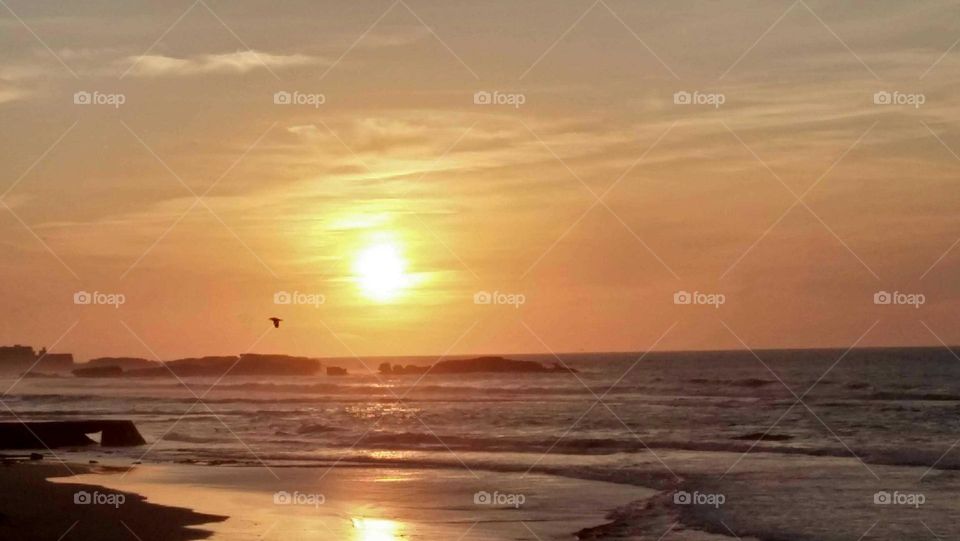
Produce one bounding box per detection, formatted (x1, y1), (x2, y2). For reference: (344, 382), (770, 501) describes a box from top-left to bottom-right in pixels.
(0, 456), (650, 540)
(69, 462), (650, 540)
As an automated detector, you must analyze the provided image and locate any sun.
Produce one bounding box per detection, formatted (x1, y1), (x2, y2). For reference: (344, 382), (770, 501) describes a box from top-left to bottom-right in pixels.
(353, 241), (411, 302)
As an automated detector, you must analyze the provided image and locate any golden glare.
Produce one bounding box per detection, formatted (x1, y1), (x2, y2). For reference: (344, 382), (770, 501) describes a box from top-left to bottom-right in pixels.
(351, 517), (400, 541)
(353, 241), (411, 302)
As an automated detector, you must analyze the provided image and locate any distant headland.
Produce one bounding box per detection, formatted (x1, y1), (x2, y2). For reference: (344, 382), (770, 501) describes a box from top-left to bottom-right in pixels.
(0, 345), (321, 377)
(73, 354), (322, 378)
(379, 356), (577, 375)
(0, 345), (576, 377)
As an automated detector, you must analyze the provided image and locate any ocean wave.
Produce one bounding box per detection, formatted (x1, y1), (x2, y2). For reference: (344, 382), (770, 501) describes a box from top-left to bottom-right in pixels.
(161, 432), (235, 444)
(296, 423), (344, 435)
(148, 435), (960, 476)
(868, 391), (960, 401)
(686, 378), (776, 388)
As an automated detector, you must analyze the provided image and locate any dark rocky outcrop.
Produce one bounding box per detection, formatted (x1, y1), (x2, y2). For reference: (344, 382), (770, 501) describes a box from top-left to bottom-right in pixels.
(379, 356), (577, 375)
(86, 357), (159, 370)
(380, 362), (426, 375)
(0, 420), (147, 449)
(326, 366), (348, 376)
(74, 354), (322, 378)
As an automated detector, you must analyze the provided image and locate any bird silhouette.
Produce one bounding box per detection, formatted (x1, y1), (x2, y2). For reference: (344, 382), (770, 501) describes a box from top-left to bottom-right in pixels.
(269, 317), (282, 328)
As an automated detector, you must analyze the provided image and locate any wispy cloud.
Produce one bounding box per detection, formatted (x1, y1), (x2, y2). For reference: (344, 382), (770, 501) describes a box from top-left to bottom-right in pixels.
(0, 83), (25, 104)
(122, 50), (323, 77)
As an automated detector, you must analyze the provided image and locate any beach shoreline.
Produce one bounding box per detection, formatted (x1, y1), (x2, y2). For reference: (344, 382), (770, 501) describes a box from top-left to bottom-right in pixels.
(3, 458), (654, 540)
(4, 446), (958, 540)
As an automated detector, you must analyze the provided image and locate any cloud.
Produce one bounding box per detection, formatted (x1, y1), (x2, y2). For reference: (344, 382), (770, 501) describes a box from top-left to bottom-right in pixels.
(355, 26), (431, 49)
(286, 124), (321, 137)
(123, 50), (323, 77)
(0, 64), (50, 82)
(0, 83), (25, 104)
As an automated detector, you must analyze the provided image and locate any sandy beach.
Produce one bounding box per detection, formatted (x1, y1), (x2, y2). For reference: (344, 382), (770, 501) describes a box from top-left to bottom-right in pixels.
(0, 461), (225, 540)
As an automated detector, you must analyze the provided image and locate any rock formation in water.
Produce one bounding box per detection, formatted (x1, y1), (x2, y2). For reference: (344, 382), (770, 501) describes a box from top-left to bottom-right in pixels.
(379, 356), (577, 375)
(0, 420), (147, 449)
(72, 354), (321, 377)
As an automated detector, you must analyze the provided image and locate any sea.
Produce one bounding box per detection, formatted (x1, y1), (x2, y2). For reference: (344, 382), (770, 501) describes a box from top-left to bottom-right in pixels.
(5, 348), (960, 540)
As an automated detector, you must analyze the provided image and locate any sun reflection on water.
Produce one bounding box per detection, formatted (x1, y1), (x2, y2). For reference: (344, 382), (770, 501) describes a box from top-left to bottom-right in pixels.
(351, 517), (401, 541)
(364, 450), (414, 462)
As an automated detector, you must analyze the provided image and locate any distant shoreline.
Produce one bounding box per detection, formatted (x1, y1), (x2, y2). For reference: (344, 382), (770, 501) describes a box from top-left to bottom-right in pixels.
(6, 343), (960, 367)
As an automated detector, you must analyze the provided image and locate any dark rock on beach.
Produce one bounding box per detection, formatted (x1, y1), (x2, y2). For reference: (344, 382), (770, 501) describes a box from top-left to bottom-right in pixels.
(0, 420), (147, 449)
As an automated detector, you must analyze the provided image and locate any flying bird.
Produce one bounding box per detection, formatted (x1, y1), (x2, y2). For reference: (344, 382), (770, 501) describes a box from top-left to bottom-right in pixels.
(269, 317), (282, 328)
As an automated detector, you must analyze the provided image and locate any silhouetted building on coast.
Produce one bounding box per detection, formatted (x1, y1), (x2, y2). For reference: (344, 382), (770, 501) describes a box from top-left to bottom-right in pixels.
(0, 345), (75, 374)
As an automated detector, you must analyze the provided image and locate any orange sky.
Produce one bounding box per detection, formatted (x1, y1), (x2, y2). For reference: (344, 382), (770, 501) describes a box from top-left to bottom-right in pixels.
(1, 1), (959, 361)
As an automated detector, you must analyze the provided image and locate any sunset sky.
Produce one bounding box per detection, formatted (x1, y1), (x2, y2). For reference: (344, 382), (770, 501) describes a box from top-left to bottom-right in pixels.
(2, 1), (960, 361)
